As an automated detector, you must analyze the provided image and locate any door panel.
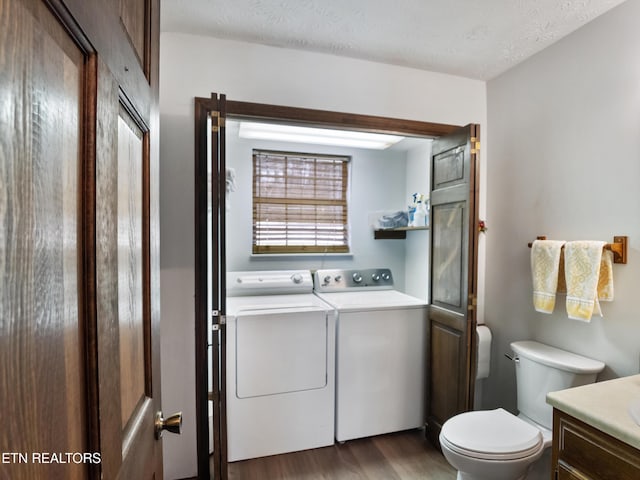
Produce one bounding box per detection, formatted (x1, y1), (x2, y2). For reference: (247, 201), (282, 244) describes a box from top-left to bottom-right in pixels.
(94, 57), (123, 479)
(92, 59), (159, 480)
(0, 2), (87, 479)
(431, 202), (465, 310)
(117, 110), (147, 429)
(430, 320), (465, 426)
(95, 88), (157, 480)
(119, 0), (151, 77)
(433, 145), (466, 188)
(427, 124), (479, 448)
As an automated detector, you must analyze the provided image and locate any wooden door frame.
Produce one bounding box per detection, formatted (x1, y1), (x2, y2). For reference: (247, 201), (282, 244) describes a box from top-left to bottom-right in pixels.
(467, 124), (481, 409)
(194, 95), (219, 480)
(194, 95), (463, 479)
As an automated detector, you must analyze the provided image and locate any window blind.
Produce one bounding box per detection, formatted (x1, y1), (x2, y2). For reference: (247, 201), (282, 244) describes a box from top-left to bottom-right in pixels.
(253, 150), (350, 254)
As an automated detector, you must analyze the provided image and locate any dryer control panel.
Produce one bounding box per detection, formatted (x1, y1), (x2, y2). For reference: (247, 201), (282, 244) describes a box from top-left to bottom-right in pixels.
(227, 270), (314, 296)
(313, 268), (394, 292)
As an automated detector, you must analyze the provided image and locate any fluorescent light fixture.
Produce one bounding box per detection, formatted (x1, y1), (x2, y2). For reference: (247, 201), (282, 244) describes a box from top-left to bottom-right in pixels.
(238, 121), (404, 150)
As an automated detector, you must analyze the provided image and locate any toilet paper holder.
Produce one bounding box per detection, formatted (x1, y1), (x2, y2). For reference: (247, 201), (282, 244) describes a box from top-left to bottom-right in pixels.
(504, 353), (520, 364)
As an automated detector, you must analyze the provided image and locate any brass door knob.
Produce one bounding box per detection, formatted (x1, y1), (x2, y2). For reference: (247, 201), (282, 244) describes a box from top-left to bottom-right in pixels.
(155, 411), (182, 439)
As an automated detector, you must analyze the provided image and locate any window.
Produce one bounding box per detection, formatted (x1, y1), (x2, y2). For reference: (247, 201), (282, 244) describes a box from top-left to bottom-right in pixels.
(252, 150), (350, 254)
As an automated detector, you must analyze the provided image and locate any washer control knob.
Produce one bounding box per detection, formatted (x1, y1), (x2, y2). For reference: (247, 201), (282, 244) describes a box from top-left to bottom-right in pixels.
(291, 273), (304, 284)
(352, 272), (363, 284)
(372, 273), (381, 282)
(334, 275), (342, 282)
(381, 272), (391, 281)
(323, 275), (332, 284)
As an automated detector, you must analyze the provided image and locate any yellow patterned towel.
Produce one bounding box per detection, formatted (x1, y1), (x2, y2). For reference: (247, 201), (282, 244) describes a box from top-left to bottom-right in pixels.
(557, 249), (613, 300)
(598, 249), (614, 302)
(531, 240), (566, 313)
(557, 249), (566, 293)
(564, 241), (607, 321)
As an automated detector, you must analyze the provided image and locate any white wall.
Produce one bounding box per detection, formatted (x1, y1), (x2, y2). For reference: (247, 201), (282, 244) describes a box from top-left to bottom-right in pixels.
(483, 0), (640, 413)
(159, 33), (486, 479)
(225, 120), (409, 283)
(404, 143), (432, 301)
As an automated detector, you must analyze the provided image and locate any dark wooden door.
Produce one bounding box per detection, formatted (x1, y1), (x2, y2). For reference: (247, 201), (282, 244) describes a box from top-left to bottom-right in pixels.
(0, 0), (164, 478)
(426, 124), (480, 448)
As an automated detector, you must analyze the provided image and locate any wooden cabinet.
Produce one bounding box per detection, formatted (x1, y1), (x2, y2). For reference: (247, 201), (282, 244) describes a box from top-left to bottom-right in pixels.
(552, 409), (640, 480)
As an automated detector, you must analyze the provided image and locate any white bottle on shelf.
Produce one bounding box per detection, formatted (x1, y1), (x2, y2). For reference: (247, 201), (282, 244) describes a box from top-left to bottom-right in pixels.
(413, 201), (427, 227)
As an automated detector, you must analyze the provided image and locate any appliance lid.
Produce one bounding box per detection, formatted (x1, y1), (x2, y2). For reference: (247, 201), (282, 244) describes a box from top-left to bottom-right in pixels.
(440, 408), (543, 460)
(510, 341), (605, 374)
(315, 290), (426, 311)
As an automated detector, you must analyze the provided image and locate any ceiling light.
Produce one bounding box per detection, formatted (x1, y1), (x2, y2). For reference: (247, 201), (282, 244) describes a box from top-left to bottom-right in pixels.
(238, 121), (404, 150)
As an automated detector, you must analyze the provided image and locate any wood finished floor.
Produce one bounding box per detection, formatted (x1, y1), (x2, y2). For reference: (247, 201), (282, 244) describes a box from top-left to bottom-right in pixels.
(226, 429), (457, 480)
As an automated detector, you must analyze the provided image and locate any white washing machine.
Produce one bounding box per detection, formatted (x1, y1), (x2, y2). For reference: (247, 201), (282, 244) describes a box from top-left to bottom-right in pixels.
(313, 268), (428, 443)
(226, 270), (336, 461)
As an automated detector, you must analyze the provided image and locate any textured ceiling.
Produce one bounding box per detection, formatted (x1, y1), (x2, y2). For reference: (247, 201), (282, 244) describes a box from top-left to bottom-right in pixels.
(161, 0), (627, 80)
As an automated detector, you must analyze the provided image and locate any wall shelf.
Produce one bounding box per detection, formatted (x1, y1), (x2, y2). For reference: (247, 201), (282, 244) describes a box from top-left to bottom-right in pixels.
(374, 226), (429, 239)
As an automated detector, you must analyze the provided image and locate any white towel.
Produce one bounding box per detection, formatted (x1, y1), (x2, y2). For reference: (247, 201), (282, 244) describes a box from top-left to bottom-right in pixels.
(226, 167), (237, 194)
(531, 240), (566, 313)
(225, 167), (237, 211)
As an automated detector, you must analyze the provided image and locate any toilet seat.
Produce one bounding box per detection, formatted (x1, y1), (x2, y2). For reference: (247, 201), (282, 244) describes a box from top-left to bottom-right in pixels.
(440, 408), (543, 461)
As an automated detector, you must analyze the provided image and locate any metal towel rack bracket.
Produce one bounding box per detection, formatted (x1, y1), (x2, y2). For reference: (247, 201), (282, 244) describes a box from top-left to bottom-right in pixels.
(527, 236), (628, 264)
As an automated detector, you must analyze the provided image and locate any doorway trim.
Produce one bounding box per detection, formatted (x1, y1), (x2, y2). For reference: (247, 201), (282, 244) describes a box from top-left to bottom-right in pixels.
(194, 95), (462, 479)
(224, 100), (461, 137)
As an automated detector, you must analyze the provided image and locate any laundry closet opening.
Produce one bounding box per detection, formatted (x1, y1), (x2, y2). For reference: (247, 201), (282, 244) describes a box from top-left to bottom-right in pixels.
(194, 95), (477, 480)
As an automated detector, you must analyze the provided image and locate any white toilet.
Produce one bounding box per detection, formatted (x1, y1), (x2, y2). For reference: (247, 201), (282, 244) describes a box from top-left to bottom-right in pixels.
(439, 340), (605, 480)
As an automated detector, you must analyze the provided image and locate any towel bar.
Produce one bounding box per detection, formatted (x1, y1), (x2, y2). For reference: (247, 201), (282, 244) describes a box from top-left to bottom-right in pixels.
(527, 236), (627, 264)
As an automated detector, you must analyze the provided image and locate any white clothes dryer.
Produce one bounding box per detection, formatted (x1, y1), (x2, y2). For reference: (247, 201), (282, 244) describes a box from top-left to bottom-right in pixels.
(313, 268), (428, 443)
(226, 270), (336, 462)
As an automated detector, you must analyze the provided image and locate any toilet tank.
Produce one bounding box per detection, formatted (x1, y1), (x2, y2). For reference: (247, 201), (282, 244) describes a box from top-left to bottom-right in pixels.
(511, 341), (605, 430)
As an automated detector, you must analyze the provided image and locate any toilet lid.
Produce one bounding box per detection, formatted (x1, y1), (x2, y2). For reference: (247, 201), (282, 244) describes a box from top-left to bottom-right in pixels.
(440, 408), (543, 460)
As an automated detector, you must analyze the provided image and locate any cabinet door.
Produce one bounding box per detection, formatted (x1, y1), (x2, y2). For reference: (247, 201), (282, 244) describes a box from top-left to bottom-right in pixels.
(554, 410), (640, 480)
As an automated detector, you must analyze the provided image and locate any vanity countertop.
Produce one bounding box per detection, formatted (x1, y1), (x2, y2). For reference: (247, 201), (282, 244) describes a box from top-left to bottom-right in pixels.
(546, 374), (640, 450)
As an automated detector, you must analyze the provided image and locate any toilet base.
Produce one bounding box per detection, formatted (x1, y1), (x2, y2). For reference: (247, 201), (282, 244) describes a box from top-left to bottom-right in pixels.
(450, 443), (551, 480)
(457, 473), (526, 480)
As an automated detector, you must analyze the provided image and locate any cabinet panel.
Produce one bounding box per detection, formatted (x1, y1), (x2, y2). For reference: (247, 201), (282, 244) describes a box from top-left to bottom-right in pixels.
(557, 463), (591, 480)
(553, 410), (640, 480)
